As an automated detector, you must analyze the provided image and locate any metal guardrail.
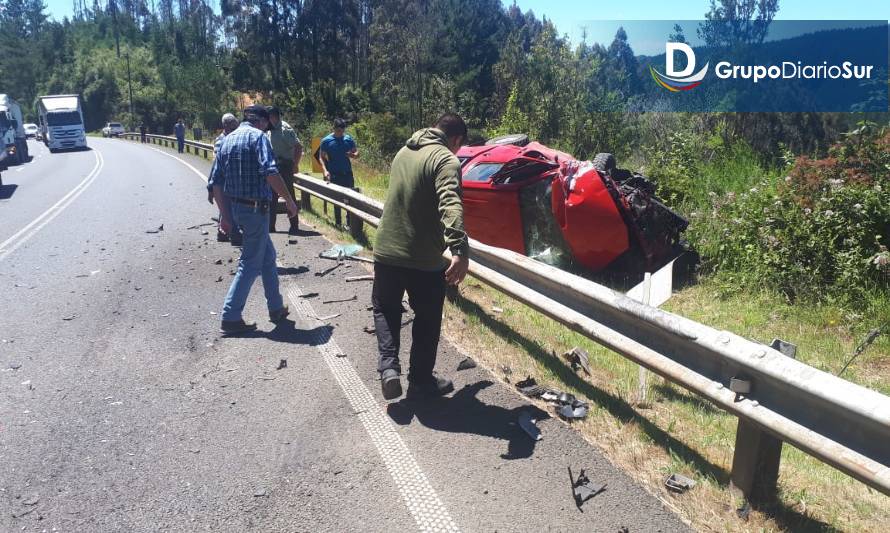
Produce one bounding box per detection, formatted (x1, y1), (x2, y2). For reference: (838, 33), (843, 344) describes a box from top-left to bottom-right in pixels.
(122, 132), (215, 159)
(123, 134), (890, 501)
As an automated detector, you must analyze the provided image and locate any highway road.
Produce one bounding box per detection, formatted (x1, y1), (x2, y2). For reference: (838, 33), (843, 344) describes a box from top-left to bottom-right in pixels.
(0, 137), (690, 532)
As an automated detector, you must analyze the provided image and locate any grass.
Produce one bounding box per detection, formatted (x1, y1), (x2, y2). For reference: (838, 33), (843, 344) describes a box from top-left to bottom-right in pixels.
(202, 142), (890, 531)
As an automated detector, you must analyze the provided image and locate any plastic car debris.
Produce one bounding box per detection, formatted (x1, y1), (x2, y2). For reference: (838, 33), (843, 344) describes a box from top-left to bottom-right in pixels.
(557, 402), (589, 420)
(345, 275), (374, 282)
(299, 292), (319, 299)
(319, 244), (363, 260)
(562, 347), (591, 376)
(568, 467), (606, 509)
(322, 295), (357, 304)
(457, 357), (477, 371)
(518, 411), (542, 441)
(664, 473), (697, 493)
(277, 359), (287, 370)
(515, 377), (547, 397)
(315, 263), (342, 277)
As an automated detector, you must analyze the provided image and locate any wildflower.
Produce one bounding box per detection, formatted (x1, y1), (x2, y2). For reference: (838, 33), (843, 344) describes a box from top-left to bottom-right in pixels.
(784, 176), (792, 182)
(853, 203), (863, 210)
(750, 187), (759, 193)
(824, 210), (834, 217)
(803, 208), (812, 215)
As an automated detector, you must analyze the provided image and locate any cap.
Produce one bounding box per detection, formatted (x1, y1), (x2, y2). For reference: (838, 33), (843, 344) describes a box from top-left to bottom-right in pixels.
(266, 105), (280, 116)
(243, 105), (270, 120)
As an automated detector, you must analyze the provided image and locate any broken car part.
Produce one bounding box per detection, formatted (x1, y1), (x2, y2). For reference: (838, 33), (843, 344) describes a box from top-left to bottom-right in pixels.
(518, 411), (543, 441)
(345, 275), (374, 282)
(568, 467), (606, 509)
(322, 295), (357, 304)
(664, 473), (697, 493)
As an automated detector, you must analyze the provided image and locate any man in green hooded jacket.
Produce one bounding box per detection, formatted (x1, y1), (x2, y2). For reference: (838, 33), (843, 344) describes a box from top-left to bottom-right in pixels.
(373, 113), (470, 400)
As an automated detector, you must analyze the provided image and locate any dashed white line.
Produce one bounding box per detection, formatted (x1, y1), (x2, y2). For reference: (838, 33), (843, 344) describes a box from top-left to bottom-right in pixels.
(282, 279), (460, 533)
(0, 149), (105, 262)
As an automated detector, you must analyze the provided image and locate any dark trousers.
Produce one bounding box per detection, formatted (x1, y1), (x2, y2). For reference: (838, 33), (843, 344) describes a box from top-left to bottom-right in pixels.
(331, 173), (354, 226)
(270, 159), (297, 231)
(373, 262), (447, 381)
(176, 137), (184, 153)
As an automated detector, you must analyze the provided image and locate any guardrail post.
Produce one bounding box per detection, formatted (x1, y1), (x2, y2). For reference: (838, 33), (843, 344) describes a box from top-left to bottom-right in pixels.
(730, 339), (797, 505)
(349, 187), (364, 241)
(300, 190), (311, 211)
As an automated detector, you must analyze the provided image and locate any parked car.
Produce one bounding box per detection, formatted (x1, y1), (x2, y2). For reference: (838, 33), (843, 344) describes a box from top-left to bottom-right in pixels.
(102, 122), (125, 137)
(457, 134), (688, 275)
(23, 123), (38, 139)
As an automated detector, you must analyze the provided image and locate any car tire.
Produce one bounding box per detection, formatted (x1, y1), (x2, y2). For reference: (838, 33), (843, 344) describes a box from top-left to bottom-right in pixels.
(592, 153), (616, 175)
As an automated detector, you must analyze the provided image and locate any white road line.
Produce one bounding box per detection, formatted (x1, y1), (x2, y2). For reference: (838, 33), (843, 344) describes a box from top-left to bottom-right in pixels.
(141, 143), (209, 183)
(282, 280), (460, 533)
(0, 149), (104, 262)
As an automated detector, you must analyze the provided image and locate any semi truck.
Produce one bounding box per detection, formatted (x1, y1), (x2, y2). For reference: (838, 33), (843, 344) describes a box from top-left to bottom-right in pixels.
(0, 93), (29, 166)
(38, 94), (87, 152)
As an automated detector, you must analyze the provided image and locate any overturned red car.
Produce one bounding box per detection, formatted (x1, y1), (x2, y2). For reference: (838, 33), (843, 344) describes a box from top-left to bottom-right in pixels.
(457, 135), (688, 274)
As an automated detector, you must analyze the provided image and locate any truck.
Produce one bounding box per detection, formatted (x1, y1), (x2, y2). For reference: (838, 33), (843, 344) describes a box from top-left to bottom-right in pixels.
(0, 94), (29, 166)
(38, 94), (87, 152)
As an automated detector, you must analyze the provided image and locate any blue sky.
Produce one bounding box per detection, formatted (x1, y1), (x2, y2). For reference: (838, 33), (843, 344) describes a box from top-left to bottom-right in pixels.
(43, 0), (890, 52)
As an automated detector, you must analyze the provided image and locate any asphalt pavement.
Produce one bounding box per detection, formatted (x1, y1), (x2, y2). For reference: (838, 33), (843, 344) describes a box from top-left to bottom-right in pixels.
(0, 137), (690, 532)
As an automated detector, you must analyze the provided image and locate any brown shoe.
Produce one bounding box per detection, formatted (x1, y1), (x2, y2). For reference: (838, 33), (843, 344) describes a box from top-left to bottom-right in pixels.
(219, 319), (257, 336)
(269, 305), (290, 323)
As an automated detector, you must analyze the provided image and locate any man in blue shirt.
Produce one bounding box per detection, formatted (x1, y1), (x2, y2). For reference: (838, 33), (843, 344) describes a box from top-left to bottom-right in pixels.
(174, 118), (186, 153)
(210, 105), (299, 335)
(318, 118), (358, 227)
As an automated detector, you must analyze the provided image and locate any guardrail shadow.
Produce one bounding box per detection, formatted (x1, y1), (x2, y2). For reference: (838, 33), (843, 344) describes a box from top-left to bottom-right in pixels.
(387, 380), (549, 460)
(450, 294), (837, 531)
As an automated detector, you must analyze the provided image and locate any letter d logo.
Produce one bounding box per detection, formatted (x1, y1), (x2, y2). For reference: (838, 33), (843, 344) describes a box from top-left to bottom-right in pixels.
(651, 42), (709, 92)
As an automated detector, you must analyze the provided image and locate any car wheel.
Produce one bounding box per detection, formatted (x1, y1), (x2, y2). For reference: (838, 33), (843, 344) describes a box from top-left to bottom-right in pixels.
(592, 153), (616, 175)
(485, 133), (530, 147)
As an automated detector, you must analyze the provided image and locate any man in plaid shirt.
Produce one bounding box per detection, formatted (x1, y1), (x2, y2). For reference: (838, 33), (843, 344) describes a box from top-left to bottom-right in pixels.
(210, 105), (299, 335)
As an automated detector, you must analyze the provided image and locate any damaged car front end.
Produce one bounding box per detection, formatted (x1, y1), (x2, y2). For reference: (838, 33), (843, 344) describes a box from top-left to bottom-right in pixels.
(457, 136), (688, 275)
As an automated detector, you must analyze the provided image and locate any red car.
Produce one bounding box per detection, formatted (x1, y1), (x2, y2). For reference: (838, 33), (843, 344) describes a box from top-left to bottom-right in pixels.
(457, 135), (688, 274)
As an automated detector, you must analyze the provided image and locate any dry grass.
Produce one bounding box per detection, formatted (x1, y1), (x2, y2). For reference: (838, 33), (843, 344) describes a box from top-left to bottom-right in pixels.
(291, 158), (890, 531)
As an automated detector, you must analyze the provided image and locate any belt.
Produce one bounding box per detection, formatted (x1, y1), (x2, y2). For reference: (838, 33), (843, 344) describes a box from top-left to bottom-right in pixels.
(231, 197), (271, 208)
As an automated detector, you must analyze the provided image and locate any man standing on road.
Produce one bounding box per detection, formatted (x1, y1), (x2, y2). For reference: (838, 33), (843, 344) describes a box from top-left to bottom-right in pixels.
(318, 118), (358, 227)
(139, 122), (147, 143)
(210, 105), (299, 335)
(208, 113), (241, 245)
(266, 106), (303, 235)
(372, 113), (470, 400)
(174, 118), (186, 153)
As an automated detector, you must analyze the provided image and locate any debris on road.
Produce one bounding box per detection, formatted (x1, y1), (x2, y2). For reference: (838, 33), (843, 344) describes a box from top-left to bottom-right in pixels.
(322, 295), (357, 304)
(253, 489), (268, 498)
(61, 314), (77, 321)
(21, 380), (32, 390)
(516, 377), (548, 397)
(568, 467), (606, 509)
(277, 359), (288, 370)
(557, 402), (589, 420)
(22, 495), (40, 506)
(9, 361), (22, 370)
(300, 292), (319, 299)
(145, 224), (164, 234)
(515, 377), (590, 420)
(315, 263), (342, 277)
(186, 222), (215, 230)
(491, 306), (504, 314)
(216, 276), (223, 282)
(315, 313), (341, 322)
(363, 325), (376, 334)
(345, 275), (374, 282)
(518, 411), (543, 441)
(457, 356), (477, 371)
(664, 473), (696, 494)
(214, 259), (223, 265)
(563, 347), (591, 376)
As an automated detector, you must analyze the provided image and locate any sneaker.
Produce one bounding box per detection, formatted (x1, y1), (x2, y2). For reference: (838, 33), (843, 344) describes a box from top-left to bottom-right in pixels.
(381, 369), (403, 400)
(219, 319), (257, 336)
(269, 305), (290, 323)
(406, 374), (454, 398)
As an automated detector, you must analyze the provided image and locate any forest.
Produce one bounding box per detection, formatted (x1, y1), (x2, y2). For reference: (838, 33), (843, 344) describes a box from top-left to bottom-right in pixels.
(1, 0), (887, 306)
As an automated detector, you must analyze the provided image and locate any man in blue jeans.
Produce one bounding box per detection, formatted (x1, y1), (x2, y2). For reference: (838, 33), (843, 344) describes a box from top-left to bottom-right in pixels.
(174, 118), (186, 153)
(210, 105), (299, 335)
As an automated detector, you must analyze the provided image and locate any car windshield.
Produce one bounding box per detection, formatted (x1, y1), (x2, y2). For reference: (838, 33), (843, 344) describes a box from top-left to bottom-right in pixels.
(110, 123), (122, 128)
(47, 111), (82, 126)
(463, 163), (504, 183)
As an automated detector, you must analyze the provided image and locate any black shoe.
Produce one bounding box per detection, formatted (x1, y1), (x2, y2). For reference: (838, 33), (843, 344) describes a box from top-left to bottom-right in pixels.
(381, 369), (403, 400)
(230, 235), (243, 247)
(217, 230), (229, 242)
(288, 226), (299, 236)
(406, 374), (454, 398)
(219, 319), (257, 336)
(269, 305), (290, 323)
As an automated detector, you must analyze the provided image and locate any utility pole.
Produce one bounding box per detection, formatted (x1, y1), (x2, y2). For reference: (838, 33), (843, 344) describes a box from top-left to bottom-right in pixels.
(125, 52), (134, 125)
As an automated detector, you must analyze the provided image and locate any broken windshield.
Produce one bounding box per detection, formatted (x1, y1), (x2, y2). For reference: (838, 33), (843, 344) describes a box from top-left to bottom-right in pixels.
(463, 163), (504, 182)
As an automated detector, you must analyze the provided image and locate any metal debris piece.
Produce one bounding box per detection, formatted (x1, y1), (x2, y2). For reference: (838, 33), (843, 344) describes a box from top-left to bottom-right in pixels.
(315, 263), (342, 277)
(363, 325), (376, 334)
(457, 357), (477, 371)
(62, 315), (77, 321)
(214, 259), (223, 265)
(187, 222), (215, 230)
(664, 473), (697, 493)
(319, 244), (363, 260)
(518, 411), (542, 441)
(277, 359), (288, 370)
(145, 224), (164, 234)
(516, 377), (547, 398)
(562, 347), (591, 376)
(300, 292), (319, 299)
(568, 467), (606, 509)
(315, 313), (341, 322)
(322, 295), (358, 304)
(729, 377), (751, 395)
(345, 275), (374, 282)
(557, 402), (589, 420)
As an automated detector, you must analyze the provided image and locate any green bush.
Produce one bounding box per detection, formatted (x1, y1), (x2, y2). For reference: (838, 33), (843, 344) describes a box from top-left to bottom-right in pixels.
(694, 123), (890, 304)
(350, 112), (410, 168)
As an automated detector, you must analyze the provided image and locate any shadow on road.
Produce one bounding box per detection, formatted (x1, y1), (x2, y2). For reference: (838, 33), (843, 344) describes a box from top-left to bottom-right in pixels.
(0, 184), (18, 200)
(277, 265), (309, 276)
(387, 380), (548, 460)
(228, 320), (332, 347)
